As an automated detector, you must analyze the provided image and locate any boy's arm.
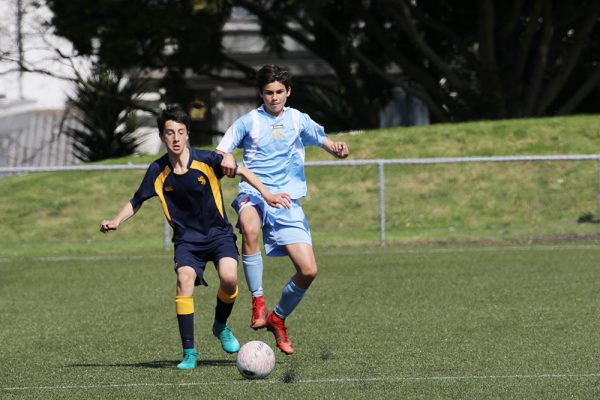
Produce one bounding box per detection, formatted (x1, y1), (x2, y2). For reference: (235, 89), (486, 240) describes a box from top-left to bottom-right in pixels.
(234, 166), (292, 209)
(100, 202), (140, 233)
(322, 137), (349, 159)
(216, 150), (237, 177)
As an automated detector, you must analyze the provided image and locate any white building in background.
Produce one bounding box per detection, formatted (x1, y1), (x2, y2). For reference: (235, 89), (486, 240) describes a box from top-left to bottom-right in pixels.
(0, 0), (88, 168)
(0, 100), (77, 168)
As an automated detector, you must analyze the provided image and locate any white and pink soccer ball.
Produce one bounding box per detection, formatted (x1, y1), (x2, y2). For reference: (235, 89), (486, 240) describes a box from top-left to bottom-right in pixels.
(236, 340), (276, 379)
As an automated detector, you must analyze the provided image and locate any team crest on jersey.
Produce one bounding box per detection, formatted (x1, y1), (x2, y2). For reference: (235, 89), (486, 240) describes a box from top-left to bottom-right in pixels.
(271, 124), (284, 140)
(198, 176), (206, 185)
(272, 130), (283, 140)
(165, 186), (174, 192)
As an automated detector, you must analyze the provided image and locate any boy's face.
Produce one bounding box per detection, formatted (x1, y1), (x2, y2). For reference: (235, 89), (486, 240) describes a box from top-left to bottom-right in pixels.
(260, 81), (290, 117)
(161, 120), (189, 156)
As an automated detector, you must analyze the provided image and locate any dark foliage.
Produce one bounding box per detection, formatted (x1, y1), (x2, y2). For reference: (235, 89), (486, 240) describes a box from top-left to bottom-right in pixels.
(48, 0), (600, 130)
(63, 67), (145, 162)
(235, 0), (600, 123)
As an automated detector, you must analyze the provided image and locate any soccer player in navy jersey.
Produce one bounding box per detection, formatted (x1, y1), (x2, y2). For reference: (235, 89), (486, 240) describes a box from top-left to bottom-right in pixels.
(100, 105), (291, 370)
(216, 65), (349, 355)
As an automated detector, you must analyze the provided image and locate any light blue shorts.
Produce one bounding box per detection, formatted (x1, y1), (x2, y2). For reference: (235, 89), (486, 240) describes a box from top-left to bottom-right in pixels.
(231, 191), (312, 256)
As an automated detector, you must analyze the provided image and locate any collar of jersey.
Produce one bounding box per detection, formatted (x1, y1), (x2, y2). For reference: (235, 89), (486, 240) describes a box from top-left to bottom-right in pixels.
(258, 105), (289, 118)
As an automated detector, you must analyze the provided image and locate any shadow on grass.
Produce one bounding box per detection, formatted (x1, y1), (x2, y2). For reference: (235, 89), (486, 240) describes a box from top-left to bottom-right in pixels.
(65, 359), (236, 369)
(577, 212), (600, 224)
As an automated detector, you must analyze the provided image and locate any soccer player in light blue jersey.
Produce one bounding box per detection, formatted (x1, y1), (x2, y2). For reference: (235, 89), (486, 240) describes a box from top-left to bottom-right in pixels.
(100, 106), (291, 370)
(217, 65), (349, 355)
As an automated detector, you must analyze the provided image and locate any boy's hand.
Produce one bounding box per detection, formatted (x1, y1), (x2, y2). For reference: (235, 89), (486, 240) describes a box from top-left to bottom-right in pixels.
(220, 153), (237, 177)
(331, 141), (349, 158)
(265, 192), (292, 209)
(100, 220), (119, 233)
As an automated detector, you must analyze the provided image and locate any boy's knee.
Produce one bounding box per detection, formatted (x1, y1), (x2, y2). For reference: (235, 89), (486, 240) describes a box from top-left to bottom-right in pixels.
(176, 267), (197, 295)
(302, 266), (318, 281)
(240, 222), (261, 241)
(177, 267), (195, 281)
(219, 272), (237, 289)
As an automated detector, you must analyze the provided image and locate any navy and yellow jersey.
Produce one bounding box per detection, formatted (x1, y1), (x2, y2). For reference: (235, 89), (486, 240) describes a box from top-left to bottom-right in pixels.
(130, 148), (233, 245)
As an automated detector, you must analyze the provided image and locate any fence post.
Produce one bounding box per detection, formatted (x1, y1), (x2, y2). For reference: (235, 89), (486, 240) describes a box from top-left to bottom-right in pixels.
(379, 161), (385, 246)
(597, 158), (600, 220)
(163, 217), (170, 251)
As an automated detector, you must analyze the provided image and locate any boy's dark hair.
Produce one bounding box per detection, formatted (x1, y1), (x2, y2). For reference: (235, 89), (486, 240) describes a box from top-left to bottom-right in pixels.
(156, 105), (191, 134)
(256, 65), (292, 93)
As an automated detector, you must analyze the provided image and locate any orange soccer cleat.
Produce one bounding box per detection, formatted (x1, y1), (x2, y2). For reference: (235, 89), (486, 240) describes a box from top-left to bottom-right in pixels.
(251, 296), (268, 330)
(266, 312), (294, 355)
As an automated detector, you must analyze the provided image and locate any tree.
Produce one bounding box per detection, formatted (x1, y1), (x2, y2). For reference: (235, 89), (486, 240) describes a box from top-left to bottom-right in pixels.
(235, 0), (600, 122)
(46, 0), (600, 128)
(45, 0), (245, 98)
(62, 66), (146, 162)
(45, 0), (259, 139)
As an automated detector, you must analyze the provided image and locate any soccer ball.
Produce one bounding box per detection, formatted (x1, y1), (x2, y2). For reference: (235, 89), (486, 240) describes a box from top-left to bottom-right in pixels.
(236, 340), (276, 379)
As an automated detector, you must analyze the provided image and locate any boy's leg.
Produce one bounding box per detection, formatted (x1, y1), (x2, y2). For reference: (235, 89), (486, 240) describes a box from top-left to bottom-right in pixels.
(239, 206), (269, 329)
(175, 266), (198, 369)
(213, 256), (241, 353)
(267, 243), (318, 355)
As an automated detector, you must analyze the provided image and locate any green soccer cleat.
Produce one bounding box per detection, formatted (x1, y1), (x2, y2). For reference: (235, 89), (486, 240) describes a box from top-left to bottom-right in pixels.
(212, 321), (241, 353)
(176, 348), (198, 370)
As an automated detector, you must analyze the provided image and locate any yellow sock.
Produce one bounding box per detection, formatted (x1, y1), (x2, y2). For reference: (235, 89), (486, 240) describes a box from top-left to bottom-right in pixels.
(176, 296), (194, 315)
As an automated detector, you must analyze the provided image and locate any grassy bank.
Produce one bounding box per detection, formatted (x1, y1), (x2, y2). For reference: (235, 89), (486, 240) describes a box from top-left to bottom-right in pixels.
(1, 114), (600, 256)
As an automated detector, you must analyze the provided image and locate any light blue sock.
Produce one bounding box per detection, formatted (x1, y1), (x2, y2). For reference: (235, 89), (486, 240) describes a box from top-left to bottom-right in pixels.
(243, 252), (264, 297)
(274, 280), (307, 319)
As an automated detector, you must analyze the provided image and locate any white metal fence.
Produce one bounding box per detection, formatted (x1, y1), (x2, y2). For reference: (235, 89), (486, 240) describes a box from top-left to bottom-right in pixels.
(2, 154), (600, 249)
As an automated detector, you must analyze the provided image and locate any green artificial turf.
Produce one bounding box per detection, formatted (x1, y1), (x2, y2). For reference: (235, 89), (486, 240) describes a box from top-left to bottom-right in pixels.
(2, 245), (600, 399)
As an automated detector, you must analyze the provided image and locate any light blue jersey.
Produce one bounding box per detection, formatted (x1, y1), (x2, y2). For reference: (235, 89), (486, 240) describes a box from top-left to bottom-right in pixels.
(217, 105), (327, 199)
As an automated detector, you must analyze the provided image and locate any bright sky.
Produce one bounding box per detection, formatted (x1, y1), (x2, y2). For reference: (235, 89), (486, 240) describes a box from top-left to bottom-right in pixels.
(0, 0), (90, 109)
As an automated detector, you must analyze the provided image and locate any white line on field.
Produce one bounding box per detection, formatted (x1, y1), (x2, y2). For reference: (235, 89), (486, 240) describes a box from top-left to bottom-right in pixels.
(1, 243), (599, 264)
(0, 254), (172, 263)
(3, 372), (600, 391)
(321, 243), (600, 255)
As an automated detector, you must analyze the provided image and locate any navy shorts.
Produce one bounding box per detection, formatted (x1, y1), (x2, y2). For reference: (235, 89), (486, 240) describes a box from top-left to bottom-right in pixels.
(174, 236), (239, 286)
